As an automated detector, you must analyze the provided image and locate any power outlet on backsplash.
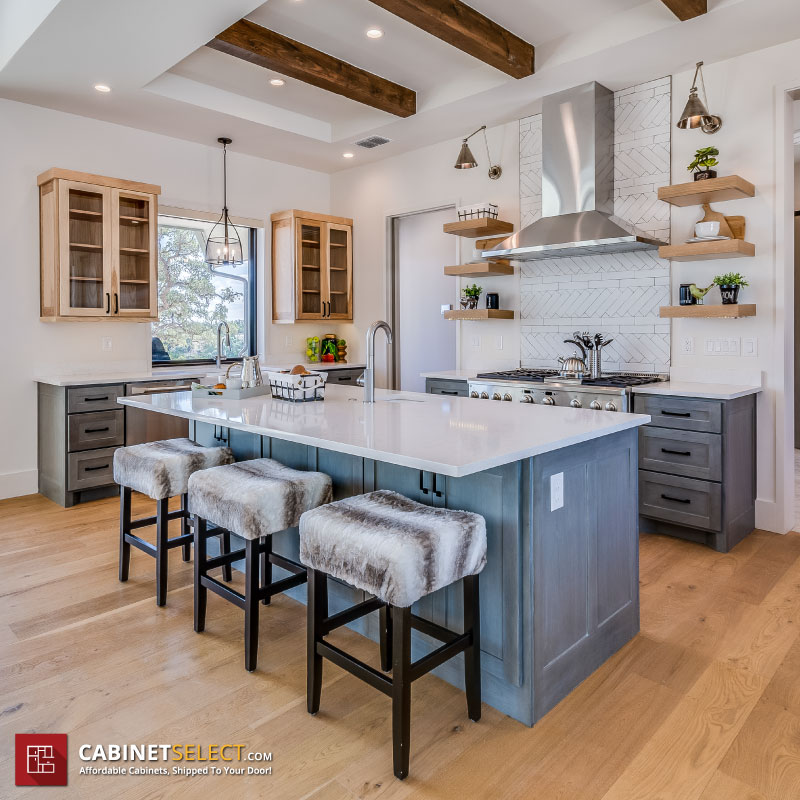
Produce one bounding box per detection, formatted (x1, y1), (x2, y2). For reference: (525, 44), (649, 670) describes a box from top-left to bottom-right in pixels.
(680, 336), (695, 355)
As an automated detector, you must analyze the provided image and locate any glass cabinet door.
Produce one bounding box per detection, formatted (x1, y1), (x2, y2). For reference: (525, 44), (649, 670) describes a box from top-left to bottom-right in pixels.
(326, 223), (352, 319)
(114, 189), (155, 316)
(58, 181), (111, 316)
(296, 219), (324, 319)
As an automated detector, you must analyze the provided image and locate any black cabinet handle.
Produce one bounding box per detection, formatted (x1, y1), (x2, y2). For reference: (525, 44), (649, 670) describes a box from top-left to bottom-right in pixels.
(661, 493), (691, 504)
(662, 410), (691, 418)
(661, 448), (691, 456)
(433, 473), (444, 499)
(85, 395), (109, 402)
(114, 292), (119, 314)
(338, 376), (352, 381)
(85, 427), (110, 434)
(105, 292), (110, 313)
(83, 464), (108, 472)
(439, 390), (459, 396)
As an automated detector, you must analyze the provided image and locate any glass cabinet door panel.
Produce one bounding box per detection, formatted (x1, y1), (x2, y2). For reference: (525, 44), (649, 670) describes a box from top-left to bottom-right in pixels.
(116, 192), (153, 313)
(297, 220), (323, 317)
(327, 224), (352, 318)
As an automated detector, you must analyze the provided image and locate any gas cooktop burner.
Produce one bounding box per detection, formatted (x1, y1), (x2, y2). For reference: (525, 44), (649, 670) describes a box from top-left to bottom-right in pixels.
(475, 369), (560, 382)
(475, 369), (664, 388)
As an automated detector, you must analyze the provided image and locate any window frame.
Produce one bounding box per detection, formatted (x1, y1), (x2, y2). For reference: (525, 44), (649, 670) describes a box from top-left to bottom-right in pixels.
(152, 215), (258, 368)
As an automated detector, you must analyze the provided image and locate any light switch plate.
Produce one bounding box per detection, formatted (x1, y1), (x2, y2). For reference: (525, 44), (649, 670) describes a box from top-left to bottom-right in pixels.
(550, 472), (564, 511)
(284, 335), (293, 347)
(470, 335), (481, 349)
(495, 335), (504, 351)
(101, 337), (112, 352)
(742, 337), (758, 356)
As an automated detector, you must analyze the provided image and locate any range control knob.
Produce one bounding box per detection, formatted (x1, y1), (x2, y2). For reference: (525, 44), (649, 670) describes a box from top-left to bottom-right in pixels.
(503, 393), (513, 402)
(480, 391), (489, 399)
(542, 396), (555, 406)
(570, 398), (582, 408)
(604, 401), (617, 412)
(470, 391), (479, 398)
(521, 395), (535, 404)
(589, 400), (602, 410)
(492, 392), (502, 401)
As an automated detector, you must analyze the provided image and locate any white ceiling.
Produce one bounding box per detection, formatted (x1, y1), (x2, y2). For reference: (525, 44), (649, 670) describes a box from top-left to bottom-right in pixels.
(2, 0), (800, 173)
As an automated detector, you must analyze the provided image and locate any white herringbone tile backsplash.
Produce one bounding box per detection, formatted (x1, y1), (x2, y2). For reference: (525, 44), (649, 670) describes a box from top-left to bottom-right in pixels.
(519, 77), (672, 374)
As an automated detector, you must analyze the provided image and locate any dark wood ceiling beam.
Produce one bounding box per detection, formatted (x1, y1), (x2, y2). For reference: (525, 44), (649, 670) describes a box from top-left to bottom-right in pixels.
(660, 0), (707, 20)
(207, 19), (416, 117)
(366, 0), (534, 79)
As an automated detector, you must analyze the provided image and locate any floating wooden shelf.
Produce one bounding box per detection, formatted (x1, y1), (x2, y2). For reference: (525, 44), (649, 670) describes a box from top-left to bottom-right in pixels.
(444, 309), (514, 320)
(443, 218), (514, 238)
(658, 239), (755, 261)
(444, 260), (514, 278)
(660, 304), (756, 319)
(658, 176), (755, 207)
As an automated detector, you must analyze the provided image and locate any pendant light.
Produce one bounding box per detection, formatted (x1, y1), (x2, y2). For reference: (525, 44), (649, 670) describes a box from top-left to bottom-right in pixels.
(676, 62), (722, 135)
(205, 137), (243, 266)
(454, 125), (502, 179)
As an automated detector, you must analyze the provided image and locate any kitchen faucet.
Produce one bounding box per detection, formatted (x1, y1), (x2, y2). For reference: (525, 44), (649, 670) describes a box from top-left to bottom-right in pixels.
(216, 321), (231, 368)
(358, 320), (393, 403)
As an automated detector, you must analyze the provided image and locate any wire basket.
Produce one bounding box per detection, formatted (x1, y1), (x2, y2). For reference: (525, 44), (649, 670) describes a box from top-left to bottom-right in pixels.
(266, 370), (327, 402)
(457, 202), (498, 221)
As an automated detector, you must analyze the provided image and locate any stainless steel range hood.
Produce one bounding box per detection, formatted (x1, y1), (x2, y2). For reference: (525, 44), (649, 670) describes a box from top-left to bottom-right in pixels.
(484, 82), (665, 261)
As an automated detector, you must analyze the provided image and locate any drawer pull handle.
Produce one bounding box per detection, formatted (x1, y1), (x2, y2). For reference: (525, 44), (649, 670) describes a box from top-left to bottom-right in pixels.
(439, 390), (459, 396)
(84, 395), (109, 402)
(661, 448), (691, 456)
(661, 493), (691, 504)
(662, 410), (691, 418)
(338, 376), (352, 381)
(83, 464), (108, 472)
(85, 427), (110, 433)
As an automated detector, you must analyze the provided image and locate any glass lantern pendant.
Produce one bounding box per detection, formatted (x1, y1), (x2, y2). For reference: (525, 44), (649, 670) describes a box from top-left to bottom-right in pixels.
(205, 137), (243, 266)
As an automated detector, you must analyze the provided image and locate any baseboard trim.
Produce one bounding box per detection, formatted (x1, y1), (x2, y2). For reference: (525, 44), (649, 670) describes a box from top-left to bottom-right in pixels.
(755, 498), (791, 535)
(0, 469), (38, 501)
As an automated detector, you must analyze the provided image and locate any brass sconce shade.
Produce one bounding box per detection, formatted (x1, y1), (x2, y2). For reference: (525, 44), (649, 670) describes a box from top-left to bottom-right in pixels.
(454, 125), (502, 179)
(677, 62), (722, 134)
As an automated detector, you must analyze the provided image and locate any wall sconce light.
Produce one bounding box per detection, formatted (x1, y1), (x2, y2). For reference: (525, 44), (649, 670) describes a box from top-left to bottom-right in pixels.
(454, 125), (502, 179)
(676, 61), (722, 134)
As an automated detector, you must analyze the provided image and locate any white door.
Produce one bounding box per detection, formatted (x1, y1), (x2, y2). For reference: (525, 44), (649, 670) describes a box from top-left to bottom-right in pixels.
(394, 208), (458, 392)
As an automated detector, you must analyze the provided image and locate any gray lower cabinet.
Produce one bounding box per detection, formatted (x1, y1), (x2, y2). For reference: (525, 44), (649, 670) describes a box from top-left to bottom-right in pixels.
(425, 377), (469, 397)
(38, 383), (125, 507)
(634, 392), (756, 552)
(322, 367), (363, 385)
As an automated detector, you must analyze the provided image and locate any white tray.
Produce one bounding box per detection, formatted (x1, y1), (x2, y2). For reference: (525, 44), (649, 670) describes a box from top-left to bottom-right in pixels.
(191, 384), (271, 400)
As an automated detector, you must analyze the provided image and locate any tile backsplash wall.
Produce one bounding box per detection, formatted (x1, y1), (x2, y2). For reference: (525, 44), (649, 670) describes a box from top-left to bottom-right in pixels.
(519, 77), (672, 374)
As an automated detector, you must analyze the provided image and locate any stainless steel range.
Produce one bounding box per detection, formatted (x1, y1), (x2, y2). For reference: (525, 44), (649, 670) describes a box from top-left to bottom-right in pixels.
(468, 369), (665, 413)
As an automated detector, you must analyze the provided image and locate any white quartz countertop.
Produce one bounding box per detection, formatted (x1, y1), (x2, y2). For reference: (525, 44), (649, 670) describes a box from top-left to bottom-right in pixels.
(420, 370), (476, 381)
(631, 381), (762, 400)
(36, 361), (365, 387)
(118, 386), (650, 478)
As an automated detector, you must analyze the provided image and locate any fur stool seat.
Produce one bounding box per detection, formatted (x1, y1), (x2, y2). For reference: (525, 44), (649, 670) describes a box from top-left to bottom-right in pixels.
(189, 458), (332, 672)
(299, 490), (486, 780)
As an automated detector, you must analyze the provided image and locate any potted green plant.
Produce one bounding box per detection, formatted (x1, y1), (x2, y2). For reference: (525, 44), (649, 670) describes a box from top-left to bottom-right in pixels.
(461, 283), (483, 310)
(713, 272), (749, 304)
(687, 146), (719, 181)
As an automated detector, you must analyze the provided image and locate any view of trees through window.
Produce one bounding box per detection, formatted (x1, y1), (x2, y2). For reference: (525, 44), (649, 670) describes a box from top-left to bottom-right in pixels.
(152, 217), (251, 363)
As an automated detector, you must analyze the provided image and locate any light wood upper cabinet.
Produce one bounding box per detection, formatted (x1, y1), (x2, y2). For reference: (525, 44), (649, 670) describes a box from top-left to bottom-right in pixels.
(271, 209), (353, 322)
(39, 169), (161, 322)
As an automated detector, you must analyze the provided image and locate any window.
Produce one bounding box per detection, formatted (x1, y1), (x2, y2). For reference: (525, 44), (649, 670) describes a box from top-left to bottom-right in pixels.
(152, 215), (256, 365)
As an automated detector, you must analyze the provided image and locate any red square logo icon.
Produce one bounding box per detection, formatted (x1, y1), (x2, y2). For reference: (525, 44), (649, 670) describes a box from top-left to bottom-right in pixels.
(15, 734), (68, 786)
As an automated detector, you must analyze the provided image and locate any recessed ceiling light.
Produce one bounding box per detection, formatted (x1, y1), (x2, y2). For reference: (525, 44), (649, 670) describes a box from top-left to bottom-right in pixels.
(343, 152), (354, 159)
(365, 28), (384, 39)
(270, 78), (285, 86)
(94, 84), (111, 93)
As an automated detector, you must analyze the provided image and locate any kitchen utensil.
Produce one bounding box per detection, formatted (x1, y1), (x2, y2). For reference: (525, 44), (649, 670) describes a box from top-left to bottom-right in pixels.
(592, 335), (614, 379)
(695, 220), (720, 238)
(698, 203), (733, 238)
(562, 338), (587, 359)
(557, 353), (588, 377)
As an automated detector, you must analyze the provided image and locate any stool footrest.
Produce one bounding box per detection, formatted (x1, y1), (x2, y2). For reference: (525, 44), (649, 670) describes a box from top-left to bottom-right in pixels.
(165, 532), (193, 550)
(270, 552), (305, 575)
(323, 597), (385, 636)
(409, 631), (472, 682)
(411, 614), (459, 644)
(260, 571), (307, 600)
(124, 533), (157, 557)
(206, 548), (246, 571)
(201, 575), (245, 609)
(129, 508), (188, 530)
(317, 641), (393, 696)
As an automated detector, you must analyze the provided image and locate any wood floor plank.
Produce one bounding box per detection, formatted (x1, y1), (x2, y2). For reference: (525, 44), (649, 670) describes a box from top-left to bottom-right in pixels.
(698, 771), (768, 800)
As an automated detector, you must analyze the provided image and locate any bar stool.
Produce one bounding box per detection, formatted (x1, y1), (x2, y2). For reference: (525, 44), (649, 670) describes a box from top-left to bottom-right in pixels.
(114, 438), (234, 606)
(188, 458), (333, 672)
(299, 489), (487, 780)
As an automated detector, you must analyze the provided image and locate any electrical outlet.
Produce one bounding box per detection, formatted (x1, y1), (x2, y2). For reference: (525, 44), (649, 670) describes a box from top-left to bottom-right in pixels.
(680, 336), (695, 355)
(742, 337), (758, 356)
(495, 335), (504, 351)
(101, 337), (112, 352)
(550, 472), (564, 512)
(470, 335), (481, 349)
(284, 335), (293, 347)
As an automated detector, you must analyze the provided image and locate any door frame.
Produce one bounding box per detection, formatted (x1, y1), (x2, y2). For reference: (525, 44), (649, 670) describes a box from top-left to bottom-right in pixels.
(386, 204), (460, 390)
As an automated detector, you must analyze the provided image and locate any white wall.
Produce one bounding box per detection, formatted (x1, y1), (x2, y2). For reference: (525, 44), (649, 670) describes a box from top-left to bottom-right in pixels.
(668, 40), (800, 533)
(0, 98), (332, 499)
(331, 122), (521, 385)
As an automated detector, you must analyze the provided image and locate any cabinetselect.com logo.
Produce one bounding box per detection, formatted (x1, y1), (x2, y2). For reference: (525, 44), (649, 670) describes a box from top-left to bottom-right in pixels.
(15, 734), (68, 786)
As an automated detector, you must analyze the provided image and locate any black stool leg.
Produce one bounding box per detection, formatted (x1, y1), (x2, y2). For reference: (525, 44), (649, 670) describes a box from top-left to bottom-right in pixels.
(118, 486), (132, 582)
(155, 498), (169, 607)
(221, 530), (233, 583)
(379, 604), (393, 672)
(463, 575), (481, 722)
(260, 535), (272, 605)
(392, 605), (412, 780)
(194, 515), (208, 632)
(307, 569), (327, 714)
(244, 538), (260, 672)
(181, 493), (191, 562)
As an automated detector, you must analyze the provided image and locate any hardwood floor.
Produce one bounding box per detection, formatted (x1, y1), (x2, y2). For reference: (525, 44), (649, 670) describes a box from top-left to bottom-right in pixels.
(2, 493), (800, 799)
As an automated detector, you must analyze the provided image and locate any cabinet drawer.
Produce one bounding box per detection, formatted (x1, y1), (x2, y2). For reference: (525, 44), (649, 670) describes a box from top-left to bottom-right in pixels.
(634, 394), (722, 433)
(68, 447), (118, 491)
(639, 427), (722, 482)
(639, 470), (721, 531)
(324, 368), (363, 385)
(68, 409), (124, 452)
(426, 378), (469, 397)
(67, 384), (124, 413)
